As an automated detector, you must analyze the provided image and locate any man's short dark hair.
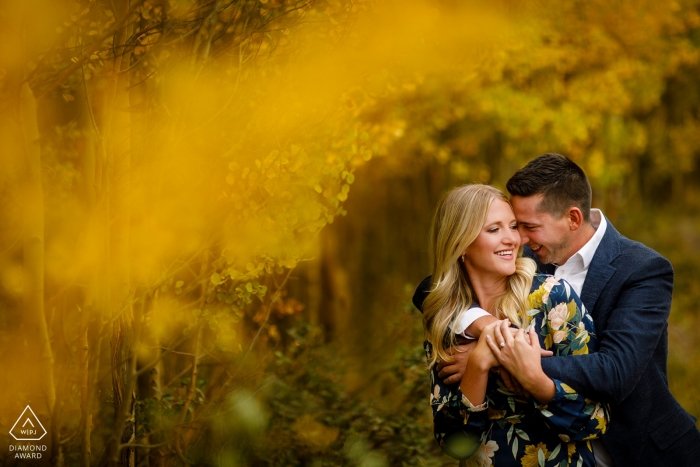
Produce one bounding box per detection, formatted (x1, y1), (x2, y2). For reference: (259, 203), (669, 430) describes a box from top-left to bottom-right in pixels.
(506, 153), (592, 222)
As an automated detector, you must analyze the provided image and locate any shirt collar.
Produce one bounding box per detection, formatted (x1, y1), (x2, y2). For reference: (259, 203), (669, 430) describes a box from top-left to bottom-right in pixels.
(576, 209), (607, 269)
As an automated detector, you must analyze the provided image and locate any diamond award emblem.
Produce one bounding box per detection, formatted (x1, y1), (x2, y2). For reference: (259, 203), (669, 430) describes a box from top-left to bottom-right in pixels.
(9, 406), (47, 441)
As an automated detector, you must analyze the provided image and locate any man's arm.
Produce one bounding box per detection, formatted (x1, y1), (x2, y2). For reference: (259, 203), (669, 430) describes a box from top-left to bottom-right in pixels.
(541, 254), (673, 403)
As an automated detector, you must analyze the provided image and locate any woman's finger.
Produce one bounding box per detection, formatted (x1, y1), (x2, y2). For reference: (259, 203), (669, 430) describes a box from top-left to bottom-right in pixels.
(492, 322), (507, 351)
(485, 334), (500, 356)
(500, 319), (515, 346)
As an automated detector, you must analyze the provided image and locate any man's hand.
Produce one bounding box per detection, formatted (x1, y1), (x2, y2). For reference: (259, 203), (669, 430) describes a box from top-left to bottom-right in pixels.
(498, 367), (531, 398)
(436, 341), (477, 385)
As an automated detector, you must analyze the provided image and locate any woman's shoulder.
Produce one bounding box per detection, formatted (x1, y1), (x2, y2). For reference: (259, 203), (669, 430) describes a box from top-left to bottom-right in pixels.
(529, 273), (564, 292)
(528, 274), (579, 305)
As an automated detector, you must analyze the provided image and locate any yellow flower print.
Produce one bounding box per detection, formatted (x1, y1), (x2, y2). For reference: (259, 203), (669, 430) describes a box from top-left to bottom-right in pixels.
(528, 285), (547, 309)
(591, 403), (607, 433)
(464, 440), (499, 467)
(566, 299), (578, 321)
(520, 442), (551, 467)
(560, 383), (577, 394)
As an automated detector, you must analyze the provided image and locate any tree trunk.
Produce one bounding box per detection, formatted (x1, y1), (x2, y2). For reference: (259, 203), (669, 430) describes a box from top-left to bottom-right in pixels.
(20, 81), (57, 461)
(105, 0), (136, 463)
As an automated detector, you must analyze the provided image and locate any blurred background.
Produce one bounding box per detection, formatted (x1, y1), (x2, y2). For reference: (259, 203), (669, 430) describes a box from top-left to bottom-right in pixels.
(1, 0), (699, 465)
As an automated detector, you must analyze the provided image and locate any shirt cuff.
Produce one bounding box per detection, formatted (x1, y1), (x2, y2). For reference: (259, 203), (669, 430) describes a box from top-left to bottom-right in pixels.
(461, 394), (488, 412)
(533, 379), (574, 412)
(451, 307), (491, 339)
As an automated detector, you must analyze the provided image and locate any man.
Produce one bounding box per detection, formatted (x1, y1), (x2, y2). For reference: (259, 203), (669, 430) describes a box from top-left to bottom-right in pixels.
(413, 154), (700, 466)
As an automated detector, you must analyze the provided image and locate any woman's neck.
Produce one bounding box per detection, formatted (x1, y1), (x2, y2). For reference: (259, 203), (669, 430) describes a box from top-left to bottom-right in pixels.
(467, 272), (508, 314)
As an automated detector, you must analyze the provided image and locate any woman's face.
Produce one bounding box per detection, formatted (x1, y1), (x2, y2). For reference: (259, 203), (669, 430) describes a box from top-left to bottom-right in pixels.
(463, 199), (521, 279)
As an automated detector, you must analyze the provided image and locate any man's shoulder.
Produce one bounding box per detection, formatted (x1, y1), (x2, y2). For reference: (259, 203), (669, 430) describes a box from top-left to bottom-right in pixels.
(598, 221), (672, 271)
(412, 276), (432, 312)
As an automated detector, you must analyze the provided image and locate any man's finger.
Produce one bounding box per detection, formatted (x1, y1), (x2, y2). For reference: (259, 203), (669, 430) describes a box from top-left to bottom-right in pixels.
(499, 368), (517, 392)
(529, 327), (541, 349)
(437, 364), (457, 379)
(443, 373), (462, 385)
(529, 327), (553, 356)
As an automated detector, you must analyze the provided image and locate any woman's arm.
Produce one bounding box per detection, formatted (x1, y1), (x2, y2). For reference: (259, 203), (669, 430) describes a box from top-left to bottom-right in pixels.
(427, 321), (506, 453)
(459, 320), (502, 405)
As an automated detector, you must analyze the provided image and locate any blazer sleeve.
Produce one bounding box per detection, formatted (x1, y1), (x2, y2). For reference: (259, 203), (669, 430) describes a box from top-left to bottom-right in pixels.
(541, 254), (674, 404)
(412, 276), (432, 313)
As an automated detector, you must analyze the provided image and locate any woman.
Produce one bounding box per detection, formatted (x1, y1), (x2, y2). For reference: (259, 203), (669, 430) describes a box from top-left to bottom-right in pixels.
(423, 184), (608, 466)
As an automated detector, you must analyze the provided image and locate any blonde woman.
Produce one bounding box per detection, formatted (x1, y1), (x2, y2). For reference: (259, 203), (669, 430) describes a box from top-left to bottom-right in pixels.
(422, 185), (608, 466)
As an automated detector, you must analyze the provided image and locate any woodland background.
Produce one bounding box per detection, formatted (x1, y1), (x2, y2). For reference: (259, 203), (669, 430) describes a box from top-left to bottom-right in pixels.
(1, 0), (700, 466)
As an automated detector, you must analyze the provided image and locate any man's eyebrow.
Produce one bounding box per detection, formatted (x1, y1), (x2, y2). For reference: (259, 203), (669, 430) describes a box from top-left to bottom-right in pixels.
(517, 221), (539, 227)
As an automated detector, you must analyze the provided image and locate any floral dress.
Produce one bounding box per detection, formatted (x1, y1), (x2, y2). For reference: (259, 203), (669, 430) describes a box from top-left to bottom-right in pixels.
(426, 274), (610, 467)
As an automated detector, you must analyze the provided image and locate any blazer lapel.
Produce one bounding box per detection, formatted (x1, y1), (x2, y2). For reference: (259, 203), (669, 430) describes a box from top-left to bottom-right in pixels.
(581, 219), (622, 316)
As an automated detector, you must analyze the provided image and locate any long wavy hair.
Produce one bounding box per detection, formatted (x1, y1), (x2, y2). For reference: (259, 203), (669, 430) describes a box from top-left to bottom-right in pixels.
(423, 184), (536, 367)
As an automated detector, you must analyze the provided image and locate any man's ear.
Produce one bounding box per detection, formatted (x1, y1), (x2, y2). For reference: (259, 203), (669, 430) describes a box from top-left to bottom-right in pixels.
(567, 207), (584, 230)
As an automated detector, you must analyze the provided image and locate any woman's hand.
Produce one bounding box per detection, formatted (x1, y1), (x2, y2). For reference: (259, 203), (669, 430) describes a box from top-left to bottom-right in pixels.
(469, 320), (505, 371)
(459, 320), (507, 406)
(486, 320), (555, 403)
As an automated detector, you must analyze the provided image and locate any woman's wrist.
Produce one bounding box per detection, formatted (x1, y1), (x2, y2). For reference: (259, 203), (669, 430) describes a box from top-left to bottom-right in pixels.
(523, 371), (555, 403)
(467, 349), (494, 373)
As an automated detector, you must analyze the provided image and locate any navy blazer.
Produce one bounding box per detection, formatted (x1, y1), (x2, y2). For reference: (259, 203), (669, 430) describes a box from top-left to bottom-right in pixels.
(413, 220), (700, 466)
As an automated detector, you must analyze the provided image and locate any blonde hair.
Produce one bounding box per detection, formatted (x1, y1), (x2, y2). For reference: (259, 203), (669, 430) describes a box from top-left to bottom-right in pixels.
(423, 184), (536, 367)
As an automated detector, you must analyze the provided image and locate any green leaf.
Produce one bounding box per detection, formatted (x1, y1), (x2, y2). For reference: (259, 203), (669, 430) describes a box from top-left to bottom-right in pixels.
(511, 437), (518, 459)
(538, 448), (545, 467)
(548, 443), (561, 460)
(210, 273), (221, 285)
(245, 282), (253, 292)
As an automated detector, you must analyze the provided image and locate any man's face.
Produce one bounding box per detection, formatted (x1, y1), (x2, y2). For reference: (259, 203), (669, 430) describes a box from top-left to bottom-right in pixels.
(511, 194), (573, 265)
